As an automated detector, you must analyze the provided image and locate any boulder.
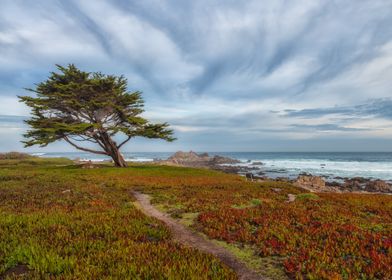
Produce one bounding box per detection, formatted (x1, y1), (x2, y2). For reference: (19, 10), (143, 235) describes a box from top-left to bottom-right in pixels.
(210, 155), (240, 164)
(343, 179), (364, 191)
(295, 175), (327, 192)
(365, 180), (392, 193)
(287, 194), (296, 202)
(81, 160), (96, 169)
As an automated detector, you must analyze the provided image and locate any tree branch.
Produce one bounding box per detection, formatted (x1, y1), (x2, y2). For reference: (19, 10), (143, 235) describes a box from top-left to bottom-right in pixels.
(117, 136), (132, 149)
(63, 136), (107, 155)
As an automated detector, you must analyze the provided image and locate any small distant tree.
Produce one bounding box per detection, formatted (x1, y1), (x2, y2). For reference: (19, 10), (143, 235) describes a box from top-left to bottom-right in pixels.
(19, 64), (175, 167)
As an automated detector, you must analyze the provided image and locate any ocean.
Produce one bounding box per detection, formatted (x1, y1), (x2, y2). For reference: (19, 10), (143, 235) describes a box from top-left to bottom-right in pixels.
(31, 152), (392, 182)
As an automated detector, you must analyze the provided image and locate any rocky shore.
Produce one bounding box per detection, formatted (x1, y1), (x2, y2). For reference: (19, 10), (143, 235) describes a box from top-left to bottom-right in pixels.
(158, 151), (392, 194)
(295, 174), (392, 194)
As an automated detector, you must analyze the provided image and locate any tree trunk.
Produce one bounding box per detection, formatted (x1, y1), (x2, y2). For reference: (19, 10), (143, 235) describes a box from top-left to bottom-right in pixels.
(110, 148), (127, 167)
(99, 132), (128, 167)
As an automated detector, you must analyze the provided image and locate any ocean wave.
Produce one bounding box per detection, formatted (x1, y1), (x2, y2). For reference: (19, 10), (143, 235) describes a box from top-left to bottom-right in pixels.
(31, 152), (46, 156)
(238, 159), (392, 180)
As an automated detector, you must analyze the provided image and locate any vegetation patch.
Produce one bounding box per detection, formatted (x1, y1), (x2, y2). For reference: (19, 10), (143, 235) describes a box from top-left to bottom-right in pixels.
(296, 193), (320, 200)
(213, 241), (288, 280)
(0, 162), (236, 279)
(1, 159), (391, 279)
(231, 198), (262, 209)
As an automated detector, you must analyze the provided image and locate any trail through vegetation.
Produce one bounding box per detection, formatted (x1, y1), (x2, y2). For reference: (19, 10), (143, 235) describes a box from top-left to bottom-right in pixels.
(133, 191), (264, 280)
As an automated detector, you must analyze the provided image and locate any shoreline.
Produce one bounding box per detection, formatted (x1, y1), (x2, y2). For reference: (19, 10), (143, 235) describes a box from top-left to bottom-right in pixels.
(31, 151), (392, 194)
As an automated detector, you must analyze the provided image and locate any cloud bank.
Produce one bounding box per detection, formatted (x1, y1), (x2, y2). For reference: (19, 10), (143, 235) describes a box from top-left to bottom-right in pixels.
(0, 0), (392, 151)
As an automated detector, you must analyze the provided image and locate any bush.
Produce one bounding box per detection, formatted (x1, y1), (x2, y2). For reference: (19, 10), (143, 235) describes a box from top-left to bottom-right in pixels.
(0, 152), (34, 160)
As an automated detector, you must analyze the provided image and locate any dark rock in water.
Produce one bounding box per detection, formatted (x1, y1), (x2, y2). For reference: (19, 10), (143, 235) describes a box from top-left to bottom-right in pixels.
(251, 161), (264, 166)
(268, 169), (287, 174)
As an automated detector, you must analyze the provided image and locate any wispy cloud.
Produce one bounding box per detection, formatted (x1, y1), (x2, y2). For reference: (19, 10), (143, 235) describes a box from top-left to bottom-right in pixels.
(0, 0), (392, 151)
(283, 99), (392, 120)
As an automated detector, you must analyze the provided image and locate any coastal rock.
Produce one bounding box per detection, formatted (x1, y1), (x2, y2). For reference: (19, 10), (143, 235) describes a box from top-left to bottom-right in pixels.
(365, 180), (392, 193)
(343, 179), (365, 191)
(167, 151), (208, 163)
(295, 175), (327, 192)
(81, 160), (97, 169)
(162, 151), (240, 168)
(326, 181), (342, 188)
(210, 155), (240, 165)
(287, 194), (296, 202)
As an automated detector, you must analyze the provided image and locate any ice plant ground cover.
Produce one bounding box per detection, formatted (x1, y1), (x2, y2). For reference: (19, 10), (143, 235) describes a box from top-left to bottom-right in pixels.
(0, 158), (235, 279)
(0, 158), (391, 279)
(119, 167), (392, 279)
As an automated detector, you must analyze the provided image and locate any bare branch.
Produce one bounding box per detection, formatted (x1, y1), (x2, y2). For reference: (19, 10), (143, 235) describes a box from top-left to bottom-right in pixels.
(64, 136), (107, 155)
(117, 136), (132, 149)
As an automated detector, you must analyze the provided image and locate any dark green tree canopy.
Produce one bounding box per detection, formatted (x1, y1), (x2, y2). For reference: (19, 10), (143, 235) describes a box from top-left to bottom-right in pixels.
(19, 64), (175, 167)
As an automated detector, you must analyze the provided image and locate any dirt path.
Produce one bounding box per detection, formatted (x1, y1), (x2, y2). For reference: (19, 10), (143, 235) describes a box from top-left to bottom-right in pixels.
(132, 191), (265, 280)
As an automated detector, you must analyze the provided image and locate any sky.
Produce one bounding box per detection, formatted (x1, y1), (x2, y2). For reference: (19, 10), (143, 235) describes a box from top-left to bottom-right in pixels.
(1, 0), (392, 152)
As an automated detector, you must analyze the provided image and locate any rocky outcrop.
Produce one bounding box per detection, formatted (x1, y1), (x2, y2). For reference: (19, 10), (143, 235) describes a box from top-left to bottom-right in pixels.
(295, 175), (327, 192)
(160, 151), (240, 168)
(297, 175), (392, 194)
(366, 180), (392, 193)
(81, 160), (98, 169)
(210, 155), (240, 165)
(294, 175), (343, 192)
(167, 151), (208, 164)
(343, 178), (392, 193)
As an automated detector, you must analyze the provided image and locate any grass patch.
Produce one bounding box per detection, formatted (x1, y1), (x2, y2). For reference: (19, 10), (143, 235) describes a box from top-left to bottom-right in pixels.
(296, 193), (320, 200)
(179, 212), (200, 227)
(212, 241), (288, 280)
(231, 198), (262, 209)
